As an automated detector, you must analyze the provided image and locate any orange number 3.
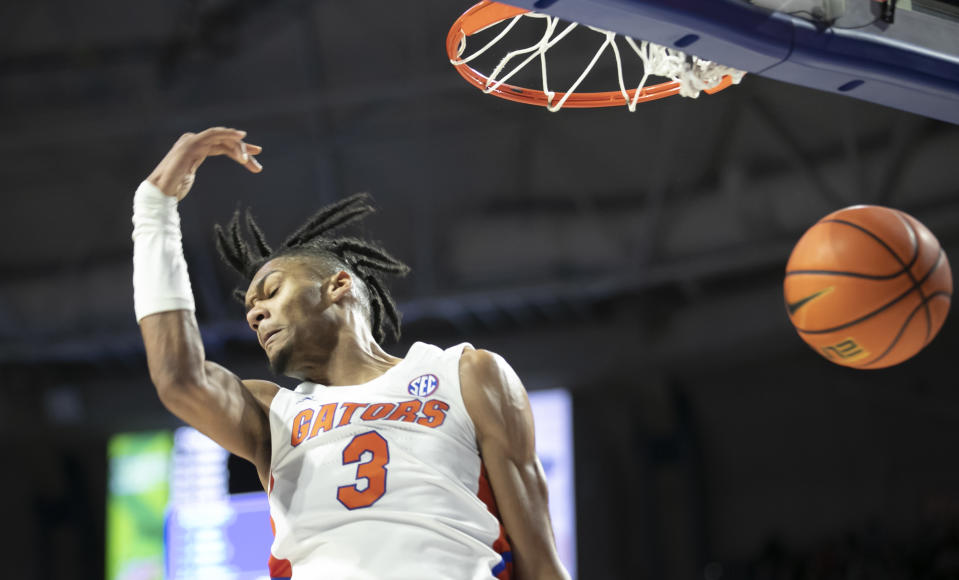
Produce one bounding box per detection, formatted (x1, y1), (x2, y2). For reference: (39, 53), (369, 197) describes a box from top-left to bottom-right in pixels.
(337, 431), (389, 509)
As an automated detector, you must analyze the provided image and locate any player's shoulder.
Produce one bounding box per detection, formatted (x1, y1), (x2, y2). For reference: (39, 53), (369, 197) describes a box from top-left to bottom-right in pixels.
(458, 347), (522, 396)
(242, 379), (281, 409)
(458, 347), (529, 442)
(458, 346), (501, 376)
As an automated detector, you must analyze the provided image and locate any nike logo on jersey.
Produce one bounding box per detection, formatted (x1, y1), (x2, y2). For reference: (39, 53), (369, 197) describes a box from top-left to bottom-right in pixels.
(290, 399), (450, 447)
(786, 286), (834, 315)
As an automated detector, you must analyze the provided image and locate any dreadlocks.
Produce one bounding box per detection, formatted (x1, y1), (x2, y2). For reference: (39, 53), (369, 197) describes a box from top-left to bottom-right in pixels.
(214, 193), (410, 343)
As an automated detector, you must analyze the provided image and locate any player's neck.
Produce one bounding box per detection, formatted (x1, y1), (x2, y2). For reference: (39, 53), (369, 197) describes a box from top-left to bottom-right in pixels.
(298, 323), (401, 386)
(326, 336), (400, 386)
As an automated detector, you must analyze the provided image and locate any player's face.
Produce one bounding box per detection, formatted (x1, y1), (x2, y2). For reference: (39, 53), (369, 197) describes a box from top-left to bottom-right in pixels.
(244, 257), (338, 377)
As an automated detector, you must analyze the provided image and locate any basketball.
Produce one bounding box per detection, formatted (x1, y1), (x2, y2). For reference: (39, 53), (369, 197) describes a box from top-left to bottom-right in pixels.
(784, 205), (952, 369)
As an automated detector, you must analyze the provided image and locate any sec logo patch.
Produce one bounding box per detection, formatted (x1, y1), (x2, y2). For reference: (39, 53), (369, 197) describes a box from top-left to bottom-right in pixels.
(408, 374), (439, 397)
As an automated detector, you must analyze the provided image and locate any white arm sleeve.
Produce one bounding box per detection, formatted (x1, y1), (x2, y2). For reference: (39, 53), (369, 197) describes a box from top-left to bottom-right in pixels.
(132, 180), (196, 322)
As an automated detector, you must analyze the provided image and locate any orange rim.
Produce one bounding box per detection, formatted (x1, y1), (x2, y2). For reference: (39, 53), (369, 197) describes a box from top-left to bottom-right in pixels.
(446, 0), (736, 108)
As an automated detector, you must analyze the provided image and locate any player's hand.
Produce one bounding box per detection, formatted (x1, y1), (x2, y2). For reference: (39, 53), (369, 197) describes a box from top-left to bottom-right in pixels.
(147, 127), (263, 201)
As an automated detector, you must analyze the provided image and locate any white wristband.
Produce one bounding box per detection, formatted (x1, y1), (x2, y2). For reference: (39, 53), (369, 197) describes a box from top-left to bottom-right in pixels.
(132, 180), (196, 322)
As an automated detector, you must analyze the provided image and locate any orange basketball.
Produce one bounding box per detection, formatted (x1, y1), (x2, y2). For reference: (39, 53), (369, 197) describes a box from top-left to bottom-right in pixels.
(784, 205), (952, 369)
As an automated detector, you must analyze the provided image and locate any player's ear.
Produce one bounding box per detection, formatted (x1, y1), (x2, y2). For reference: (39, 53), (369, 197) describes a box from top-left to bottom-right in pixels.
(328, 270), (353, 303)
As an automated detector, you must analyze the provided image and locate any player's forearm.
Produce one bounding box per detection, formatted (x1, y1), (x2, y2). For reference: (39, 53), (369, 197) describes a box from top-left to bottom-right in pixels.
(140, 311), (207, 393)
(497, 459), (570, 580)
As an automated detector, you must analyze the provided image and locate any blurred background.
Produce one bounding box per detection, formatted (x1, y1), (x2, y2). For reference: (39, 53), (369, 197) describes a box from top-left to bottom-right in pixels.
(2, 0), (959, 578)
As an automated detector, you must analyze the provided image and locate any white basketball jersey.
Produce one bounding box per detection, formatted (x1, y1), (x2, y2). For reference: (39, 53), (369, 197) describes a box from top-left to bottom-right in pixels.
(266, 342), (513, 580)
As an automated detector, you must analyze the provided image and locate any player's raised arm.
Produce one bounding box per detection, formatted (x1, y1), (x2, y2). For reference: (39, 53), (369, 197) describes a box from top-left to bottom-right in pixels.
(133, 128), (275, 488)
(460, 348), (571, 580)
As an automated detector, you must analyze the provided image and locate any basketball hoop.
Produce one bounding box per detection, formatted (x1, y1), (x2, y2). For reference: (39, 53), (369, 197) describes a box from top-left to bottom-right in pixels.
(446, 1), (747, 111)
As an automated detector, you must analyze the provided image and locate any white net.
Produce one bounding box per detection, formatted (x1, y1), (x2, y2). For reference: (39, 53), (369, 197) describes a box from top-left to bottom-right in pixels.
(450, 10), (747, 112)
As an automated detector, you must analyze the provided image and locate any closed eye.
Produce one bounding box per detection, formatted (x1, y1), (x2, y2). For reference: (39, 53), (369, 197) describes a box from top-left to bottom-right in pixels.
(246, 270), (282, 313)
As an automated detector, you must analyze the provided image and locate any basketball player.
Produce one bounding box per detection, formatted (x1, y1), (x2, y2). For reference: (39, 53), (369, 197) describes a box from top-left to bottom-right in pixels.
(133, 127), (570, 579)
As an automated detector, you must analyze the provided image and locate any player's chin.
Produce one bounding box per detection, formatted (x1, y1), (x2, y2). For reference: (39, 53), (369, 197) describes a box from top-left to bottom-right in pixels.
(268, 343), (294, 377)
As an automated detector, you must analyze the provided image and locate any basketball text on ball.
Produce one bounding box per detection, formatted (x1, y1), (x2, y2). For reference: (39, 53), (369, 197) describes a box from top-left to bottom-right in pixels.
(820, 338), (870, 363)
(786, 286), (835, 315)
